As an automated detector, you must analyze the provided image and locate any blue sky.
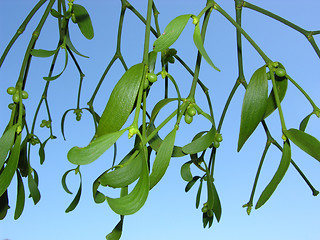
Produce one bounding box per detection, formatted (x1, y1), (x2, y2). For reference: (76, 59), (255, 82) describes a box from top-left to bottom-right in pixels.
(0, 1), (320, 240)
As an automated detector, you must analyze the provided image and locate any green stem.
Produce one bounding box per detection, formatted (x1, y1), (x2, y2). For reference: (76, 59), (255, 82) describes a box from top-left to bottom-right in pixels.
(142, 0), (153, 65)
(213, 2), (271, 64)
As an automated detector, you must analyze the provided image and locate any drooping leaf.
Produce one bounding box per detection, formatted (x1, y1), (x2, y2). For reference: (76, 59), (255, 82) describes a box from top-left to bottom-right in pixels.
(147, 123), (185, 157)
(31, 48), (58, 58)
(18, 136), (29, 177)
(14, 170), (25, 220)
(196, 179), (203, 209)
(256, 140), (291, 209)
(72, 4), (94, 40)
(185, 176), (201, 192)
(182, 127), (216, 154)
(299, 113), (312, 132)
(0, 124), (18, 169)
(99, 149), (142, 188)
(67, 129), (126, 165)
(148, 51), (157, 73)
(97, 63), (144, 136)
(106, 216), (124, 240)
(28, 171), (41, 205)
(65, 171), (82, 213)
(212, 183), (222, 222)
(149, 98), (178, 123)
(202, 212), (213, 228)
(43, 47), (68, 81)
(61, 169), (75, 194)
(0, 133), (21, 197)
(284, 128), (320, 162)
(153, 14), (192, 52)
(106, 147), (150, 215)
(238, 66), (268, 151)
(150, 127), (177, 189)
(193, 24), (220, 72)
(66, 32), (89, 58)
(0, 190), (9, 220)
(39, 138), (50, 165)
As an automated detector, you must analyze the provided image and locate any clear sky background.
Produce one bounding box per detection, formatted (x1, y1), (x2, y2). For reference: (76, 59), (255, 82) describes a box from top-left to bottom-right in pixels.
(0, 1), (320, 240)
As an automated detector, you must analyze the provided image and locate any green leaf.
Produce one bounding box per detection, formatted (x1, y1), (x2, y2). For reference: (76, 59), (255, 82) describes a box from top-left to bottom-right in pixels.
(150, 128), (177, 189)
(65, 171), (82, 213)
(238, 66), (268, 151)
(98, 149), (142, 188)
(43, 47), (68, 81)
(14, 170), (25, 220)
(39, 138), (49, 165)
(0, 133), (21, 197)
(149, 98), (178, 123)
(256, 140), (291, 209)
(0, 190), (9, 220)
(28, 171), (41, 205)
(182, 127), (216, 154)
(97, 63), (144, 136)
(18, 136), (29, 177)
(0, 124), (18, 169)
(153, 14), (192, 52)
(148, 51), (157, 73)
(263, 64), (288, 119)
(212, 183), (222, 222)
(147, 123), (185, 157)
(185, 176), (201, 192)
(73, 4), (94, 40)
(193, 24), (220, 72)
(106, 147), (150, 215)
(106, 216), (124, 240)
(61, 109), (74, 140)
(196, 179), (203, 209)
(31, 48), (58, 57)
(180, 161), (193, 182)
(66, 32), (89, 58)
(50, 8), (63, 18)
(299, 113), (312, 132)
(61, 169), (74, 194)
(67, 129), (126, 165)
(284, 128), (320, 162)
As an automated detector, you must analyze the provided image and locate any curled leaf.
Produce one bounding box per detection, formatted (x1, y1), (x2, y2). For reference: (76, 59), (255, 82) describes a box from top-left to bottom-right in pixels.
(181, 161), (193, 182)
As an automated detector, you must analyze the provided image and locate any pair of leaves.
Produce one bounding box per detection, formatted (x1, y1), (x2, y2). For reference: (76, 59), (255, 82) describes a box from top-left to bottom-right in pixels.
(153, 14), (220, 71)
(97, 63), (144, 136)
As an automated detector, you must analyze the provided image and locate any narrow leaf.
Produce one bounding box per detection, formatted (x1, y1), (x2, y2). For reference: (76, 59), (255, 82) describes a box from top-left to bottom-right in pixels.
(212, 183), (222, 222)
(97, 63), (144, 136)
(61, 169), (74, 194)
(238, 66), (268, 151)
(150, 128), (177, 189)
(66, 32), (89, 58)
(256, 140), (291, 209)
(14, 170), (25, 220)
(67, 129), (126, 165)
(65, 172), (82, 213)
(180, 161), (193, 182)
(182, 127), (215, 154)
(28, 171), (41, 205)
(31, 48), (58, 58)
(43, 47), (68, 81)
(0, 124), (18, 169)
(153, 14), (192, 52)
(148, 51), (157, 73)
(185, 176), (201, 192)
(73, 4), (94, 40)
(106, 216), (124, 240)
(299, 113), (312, 132)
(0, 190), (9, 220)
(0, 134), (21, 197)
(284, 128), (320, 162)
(193, 24), (220, 72)
(196, 179), (203, 209)
(106, 147), (150, 215)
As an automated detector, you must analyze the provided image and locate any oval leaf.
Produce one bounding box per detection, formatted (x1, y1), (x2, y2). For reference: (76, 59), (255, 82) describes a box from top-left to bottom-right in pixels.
(284, 128), (320, 162)
(150, 128), (177, 189)
(238, 66), (268, 151)
(256, 140), (291, 209)
(193, 24), (220, 72)
(106, 147), (150, 215)
(182, 127), (216, 154)
(73, 4), (94, 40)
(97, 63), (144, 136)
(68, 129), (126, 165)
(153, 14), (192, 52)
